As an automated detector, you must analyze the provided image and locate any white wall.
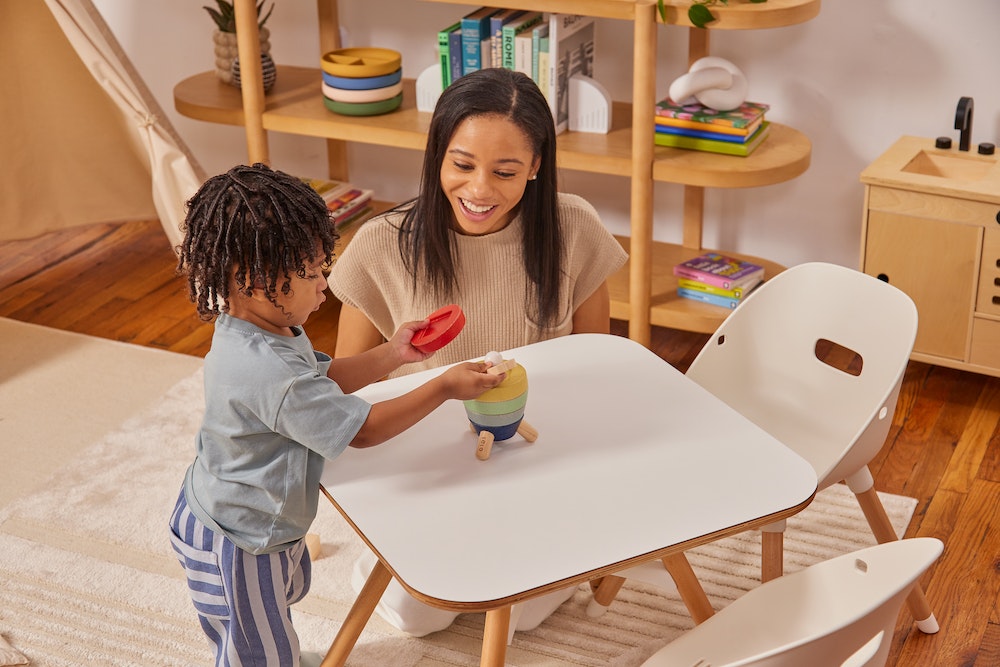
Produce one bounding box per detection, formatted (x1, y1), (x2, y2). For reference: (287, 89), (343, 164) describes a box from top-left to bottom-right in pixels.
(95, 0), (1000, 269)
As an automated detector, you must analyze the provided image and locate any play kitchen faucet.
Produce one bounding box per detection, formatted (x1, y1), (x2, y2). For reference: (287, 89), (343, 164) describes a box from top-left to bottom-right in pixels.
(955, 96), (974, 151)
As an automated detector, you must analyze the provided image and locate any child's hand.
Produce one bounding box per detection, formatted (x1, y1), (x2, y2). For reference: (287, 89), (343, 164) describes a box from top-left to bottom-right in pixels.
(387, 319), (434, 364)
(439, 362), (505, 401)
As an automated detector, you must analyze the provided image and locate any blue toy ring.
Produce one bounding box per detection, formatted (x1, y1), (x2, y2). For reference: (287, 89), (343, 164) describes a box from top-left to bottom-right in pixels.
(321, 68), (402, 90)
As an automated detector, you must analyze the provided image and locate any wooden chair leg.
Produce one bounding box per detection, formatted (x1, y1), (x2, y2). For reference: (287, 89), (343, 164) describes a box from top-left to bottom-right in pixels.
(321, 559), (392, 667)
(586, 574), (626, 617)
(661, 552), (715, 624)
(761, 523), (785, 582)
(481, 606), (512, 667)
(854, 486), (939, 633)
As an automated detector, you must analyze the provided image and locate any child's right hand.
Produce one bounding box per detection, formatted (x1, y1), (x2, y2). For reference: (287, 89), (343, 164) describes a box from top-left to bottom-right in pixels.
(438, 362), (505, 401)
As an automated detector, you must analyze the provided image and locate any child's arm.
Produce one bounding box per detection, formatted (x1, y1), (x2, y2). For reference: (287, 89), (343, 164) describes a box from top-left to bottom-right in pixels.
(349, 362), (504, 448)
(327, 320), (431, 394)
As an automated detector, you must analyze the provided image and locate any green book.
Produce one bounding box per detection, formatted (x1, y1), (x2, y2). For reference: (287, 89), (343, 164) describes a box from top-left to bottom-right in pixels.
(501, 12), (542, 70)
(654, 121), (772, 157)
(438, 21), (461, 89)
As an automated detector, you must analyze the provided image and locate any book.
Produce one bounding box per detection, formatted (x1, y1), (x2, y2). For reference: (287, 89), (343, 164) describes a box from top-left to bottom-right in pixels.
(502, 12), (543, 71)
(461, 7), (499, 75)
(437, 21), (461, 89)
(654, 99), (770, 129)
(654, 124), (756, 144)
(655, 115), (763, 138)
(673, 252), (765, 290)
(490, 9), (525, 70)
(654, 121), (771, 157)
(448, 25), (464, 85)
(536, 35), (550, 102)
(326, 188), (374, 226)
(531, 23), (549, 83)
(677, 276), (760, 300)
(514, 28), (536, 75)
(676, 287), (741, 309)
(547, 13), (597, 134)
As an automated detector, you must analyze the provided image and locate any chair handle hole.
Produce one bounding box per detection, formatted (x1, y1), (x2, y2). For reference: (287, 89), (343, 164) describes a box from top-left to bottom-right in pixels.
(815, 338), (863, 376)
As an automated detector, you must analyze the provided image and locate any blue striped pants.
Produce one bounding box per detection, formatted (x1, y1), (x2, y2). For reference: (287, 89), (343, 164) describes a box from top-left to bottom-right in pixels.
(169, 488), (311, 667)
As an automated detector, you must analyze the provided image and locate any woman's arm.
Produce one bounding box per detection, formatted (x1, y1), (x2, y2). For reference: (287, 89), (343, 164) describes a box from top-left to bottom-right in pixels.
(335, 303), (386, 358)
(572, 281), (612, 334)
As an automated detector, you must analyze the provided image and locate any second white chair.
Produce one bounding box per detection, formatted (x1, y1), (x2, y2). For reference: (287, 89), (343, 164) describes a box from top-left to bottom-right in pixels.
(639, 537), (943, 667)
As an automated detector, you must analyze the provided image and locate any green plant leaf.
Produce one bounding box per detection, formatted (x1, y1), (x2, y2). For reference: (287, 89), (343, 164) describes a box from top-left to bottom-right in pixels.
(689, 4), (717, 28)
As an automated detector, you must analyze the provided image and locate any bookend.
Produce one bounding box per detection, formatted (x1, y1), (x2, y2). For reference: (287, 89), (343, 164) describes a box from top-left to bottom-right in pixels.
(416, 63), (443, 113)
(568, 74), (612, 134)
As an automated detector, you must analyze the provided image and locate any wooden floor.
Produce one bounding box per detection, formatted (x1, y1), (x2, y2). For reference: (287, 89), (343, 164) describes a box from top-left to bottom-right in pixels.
(1, 219), (998, 666)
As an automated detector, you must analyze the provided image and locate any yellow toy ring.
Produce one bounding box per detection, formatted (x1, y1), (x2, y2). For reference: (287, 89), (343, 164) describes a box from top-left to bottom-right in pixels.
(321, 48), (402, 78)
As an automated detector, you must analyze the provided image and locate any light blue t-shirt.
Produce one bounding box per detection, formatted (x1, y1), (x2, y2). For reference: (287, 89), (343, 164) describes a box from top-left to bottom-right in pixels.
(184, 314), (371, 554)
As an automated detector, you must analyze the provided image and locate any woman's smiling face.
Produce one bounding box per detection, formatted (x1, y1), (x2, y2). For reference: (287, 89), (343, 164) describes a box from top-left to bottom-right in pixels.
(440, 114), (540, 236)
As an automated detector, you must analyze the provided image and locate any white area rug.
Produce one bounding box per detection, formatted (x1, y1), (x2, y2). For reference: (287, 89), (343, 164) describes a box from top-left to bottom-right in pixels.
(0, 321), (918, 666)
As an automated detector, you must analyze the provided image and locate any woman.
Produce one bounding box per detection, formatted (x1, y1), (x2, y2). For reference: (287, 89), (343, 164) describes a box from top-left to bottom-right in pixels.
(327, 67), (627, 635)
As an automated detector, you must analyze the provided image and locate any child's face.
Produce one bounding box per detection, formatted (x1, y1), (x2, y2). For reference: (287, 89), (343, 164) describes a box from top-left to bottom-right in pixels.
(440, 114), (540, 236)
(235, 256), (328, 335)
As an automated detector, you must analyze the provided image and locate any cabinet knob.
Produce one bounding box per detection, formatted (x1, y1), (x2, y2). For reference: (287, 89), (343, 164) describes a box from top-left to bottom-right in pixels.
(876, 273), (889, 283)
(995, 210), (1000, 225)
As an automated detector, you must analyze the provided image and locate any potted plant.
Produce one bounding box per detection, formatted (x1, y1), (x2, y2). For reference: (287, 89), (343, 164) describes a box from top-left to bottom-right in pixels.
(204, 0), (276, 90)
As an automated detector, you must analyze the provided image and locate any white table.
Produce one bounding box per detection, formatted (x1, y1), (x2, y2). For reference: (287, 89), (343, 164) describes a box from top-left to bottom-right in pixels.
(319, 333), (817, 666)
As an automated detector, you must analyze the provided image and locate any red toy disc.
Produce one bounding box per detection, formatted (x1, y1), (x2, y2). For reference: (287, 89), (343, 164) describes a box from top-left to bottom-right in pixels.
(411, 304), (466, 353)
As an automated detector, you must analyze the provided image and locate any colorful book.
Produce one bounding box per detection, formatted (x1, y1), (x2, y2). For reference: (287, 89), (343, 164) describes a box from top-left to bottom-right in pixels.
(326, 188), (374, 225)
(676, 287), (741, 309)
(502, 12), (543, 71)
(673, 252), (765, 290)
(655, 124), (755, 144)
(655, 115), (763, 138)
(677, 277), (760, 300)
(547, 13), (597, 134)
(490, 9), (525, 70)
(654, 121), (771, 157)
(655, 99), (770, 129)
(461, 7), (499, 75)
(437, 21), (461, 89)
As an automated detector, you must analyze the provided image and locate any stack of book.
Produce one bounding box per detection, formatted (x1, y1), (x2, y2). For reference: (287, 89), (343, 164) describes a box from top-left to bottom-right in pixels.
(673, 252), (764, 309)
(438, 9), (596, 134)
(299, 176), (375, 229)
(653, 99), (771, 157)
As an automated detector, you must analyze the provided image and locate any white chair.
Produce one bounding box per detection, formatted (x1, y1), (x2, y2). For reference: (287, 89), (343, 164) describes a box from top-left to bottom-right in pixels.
(638, 538), (943, 667)
(589, 262), (938, 633)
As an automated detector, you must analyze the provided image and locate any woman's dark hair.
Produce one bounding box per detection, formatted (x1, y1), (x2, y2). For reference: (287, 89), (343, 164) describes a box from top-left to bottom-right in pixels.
(176, 163), (338, 319)
(398, 67), (563, 330)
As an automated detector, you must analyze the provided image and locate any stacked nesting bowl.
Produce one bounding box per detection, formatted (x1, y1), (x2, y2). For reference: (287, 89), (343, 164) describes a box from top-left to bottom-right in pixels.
(320, 47), (403, 116)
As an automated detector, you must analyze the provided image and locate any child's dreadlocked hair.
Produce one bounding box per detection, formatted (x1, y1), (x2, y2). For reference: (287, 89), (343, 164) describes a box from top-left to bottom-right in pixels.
(177, 163), (338, 320)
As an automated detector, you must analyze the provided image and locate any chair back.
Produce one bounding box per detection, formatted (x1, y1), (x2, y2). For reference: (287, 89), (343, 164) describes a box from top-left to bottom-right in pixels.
(639, 537), (943, 667)
(685, 262), (918, 488)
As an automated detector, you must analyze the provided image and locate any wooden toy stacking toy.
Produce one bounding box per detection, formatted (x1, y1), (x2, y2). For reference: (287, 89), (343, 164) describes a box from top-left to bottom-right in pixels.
(464, 351), (538, 460)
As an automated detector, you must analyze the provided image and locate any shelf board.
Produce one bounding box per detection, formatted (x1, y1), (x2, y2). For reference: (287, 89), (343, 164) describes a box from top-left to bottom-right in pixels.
(653, 124), (811, 188)
(609, 236), (786, 333)
(657, 0), (821, 29)
(175, 67), (809, 187)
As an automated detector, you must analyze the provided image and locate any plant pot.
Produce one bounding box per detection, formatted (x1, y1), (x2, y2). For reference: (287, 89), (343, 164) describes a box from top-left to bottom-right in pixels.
(212, 27), (271, 88)
(232, 52), (278, 92)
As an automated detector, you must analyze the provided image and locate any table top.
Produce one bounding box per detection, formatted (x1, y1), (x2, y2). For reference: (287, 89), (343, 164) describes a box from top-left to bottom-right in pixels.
(320, 333), (816, 611)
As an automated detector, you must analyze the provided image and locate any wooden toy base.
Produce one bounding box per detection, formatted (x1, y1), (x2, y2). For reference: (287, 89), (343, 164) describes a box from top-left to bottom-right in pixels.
(472, 420), (538, 460)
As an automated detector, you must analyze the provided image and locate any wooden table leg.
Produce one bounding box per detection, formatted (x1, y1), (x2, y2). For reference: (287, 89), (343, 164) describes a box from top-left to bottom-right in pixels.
(480, 606), (512, 667)
(661, 552), (715, 624)
(321, 559), (392, 667)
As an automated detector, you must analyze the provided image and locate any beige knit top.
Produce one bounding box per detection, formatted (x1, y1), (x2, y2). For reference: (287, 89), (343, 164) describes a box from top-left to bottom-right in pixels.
(328, 192), (627, 376)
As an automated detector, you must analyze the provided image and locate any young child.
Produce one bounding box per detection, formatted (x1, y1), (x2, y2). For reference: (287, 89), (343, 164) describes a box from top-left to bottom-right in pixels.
(168, 163), (503, 667)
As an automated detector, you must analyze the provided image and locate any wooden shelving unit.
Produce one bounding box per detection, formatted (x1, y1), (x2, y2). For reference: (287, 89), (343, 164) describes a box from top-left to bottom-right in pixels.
(174, 0), (820, 343)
